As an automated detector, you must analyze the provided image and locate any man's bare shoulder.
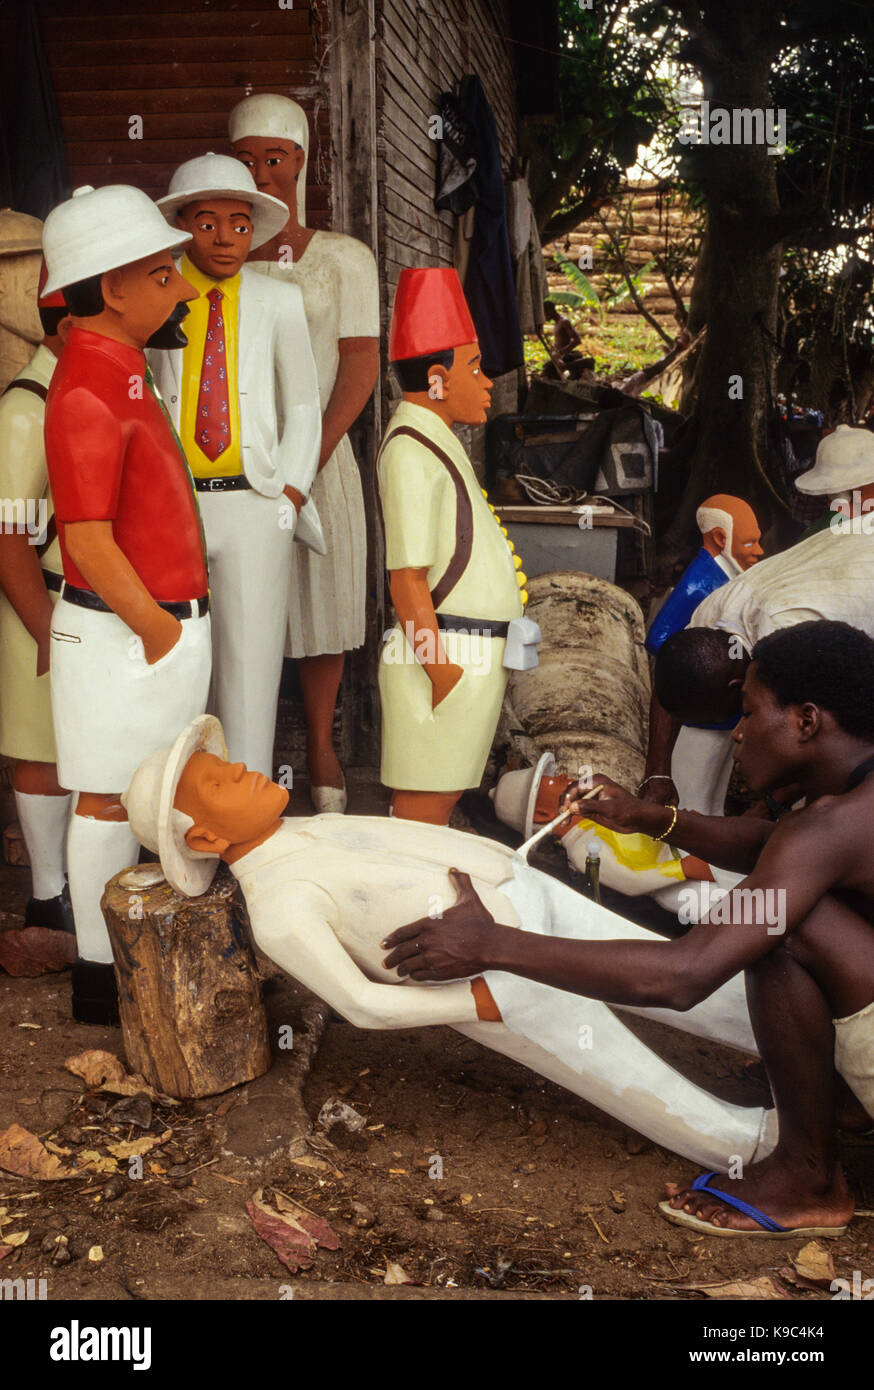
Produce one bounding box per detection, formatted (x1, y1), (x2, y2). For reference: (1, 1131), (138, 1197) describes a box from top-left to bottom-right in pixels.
(763, 780), (874, 895)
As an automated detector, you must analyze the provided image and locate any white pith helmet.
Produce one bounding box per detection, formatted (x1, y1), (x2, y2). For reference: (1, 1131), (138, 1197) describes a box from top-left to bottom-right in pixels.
(489, 751), (556, 840)
(122, 715), (228, 898)
(157, 153), (289, 250)
(795, 424), (874, 495)
(228, 94), (309, 227)
(42, 185), (193, 296)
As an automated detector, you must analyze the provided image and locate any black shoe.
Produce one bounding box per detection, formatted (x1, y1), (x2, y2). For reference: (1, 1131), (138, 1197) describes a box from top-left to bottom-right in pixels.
(25, 884), (76, 935)
(72, 960), (120, 1026)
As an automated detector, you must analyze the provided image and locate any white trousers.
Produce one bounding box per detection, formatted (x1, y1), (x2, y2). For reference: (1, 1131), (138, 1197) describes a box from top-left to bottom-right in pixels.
(50, 600), (211, 792)
(463, 864), (774, 1171)
(198, 489), (294, 777)
(671, 724), (736, 817)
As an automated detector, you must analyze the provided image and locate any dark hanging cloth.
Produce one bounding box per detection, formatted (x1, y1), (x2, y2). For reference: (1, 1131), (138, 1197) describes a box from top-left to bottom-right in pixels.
(435, 74), (523, 379)
(435, 91), (477, 217)
(8, 1), (69, 219)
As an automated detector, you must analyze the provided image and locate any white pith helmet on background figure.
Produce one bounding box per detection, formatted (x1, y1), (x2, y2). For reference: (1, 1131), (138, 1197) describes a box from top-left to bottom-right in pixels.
(795, 424), (874, 496)
(156, 153), (289, 250)
(41, 185), (193, 295)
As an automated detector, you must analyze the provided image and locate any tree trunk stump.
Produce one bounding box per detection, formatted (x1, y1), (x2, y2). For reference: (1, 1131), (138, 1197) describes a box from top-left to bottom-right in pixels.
(101, 863), (271, 1099)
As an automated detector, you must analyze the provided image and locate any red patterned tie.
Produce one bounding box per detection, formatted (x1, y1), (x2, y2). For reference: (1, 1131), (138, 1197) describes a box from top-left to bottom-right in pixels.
(196, 287), (231, 462)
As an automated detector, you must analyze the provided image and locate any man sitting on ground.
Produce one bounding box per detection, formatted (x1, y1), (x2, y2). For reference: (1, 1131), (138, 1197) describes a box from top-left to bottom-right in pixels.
(384, 620), (874, 1237)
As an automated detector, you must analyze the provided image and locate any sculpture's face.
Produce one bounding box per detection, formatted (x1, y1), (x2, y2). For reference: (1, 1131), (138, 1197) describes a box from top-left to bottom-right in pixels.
(232, 136), (304, 210)
(434, 341), (493, 426)
(0, 251), (43, 343)
(727, 501), (763, 570)
(101, 250), (197, 348)
(174, 751), (289, 848)
(174, 198), (254, 280)
(700, 495), (762, 573)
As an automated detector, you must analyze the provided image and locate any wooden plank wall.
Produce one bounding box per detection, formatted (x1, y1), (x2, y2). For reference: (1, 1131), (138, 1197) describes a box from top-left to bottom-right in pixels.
(376, 0), (519, 322)
(34, 0), (334, 226)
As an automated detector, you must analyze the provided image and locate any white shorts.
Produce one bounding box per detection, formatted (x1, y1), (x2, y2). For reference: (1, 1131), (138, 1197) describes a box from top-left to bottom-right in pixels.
(49, 598), (211, 792)
(834, 999), (874, 1118)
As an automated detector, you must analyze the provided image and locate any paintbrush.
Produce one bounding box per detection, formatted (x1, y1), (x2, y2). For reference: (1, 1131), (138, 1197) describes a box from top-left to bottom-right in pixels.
(514, 783), (604, 861)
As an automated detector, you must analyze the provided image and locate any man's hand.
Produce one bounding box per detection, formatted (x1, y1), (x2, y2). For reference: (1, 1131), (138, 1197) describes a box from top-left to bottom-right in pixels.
(382, 868), (507, 980)
(142, 609), (182, 666)
(430, 661), (464, 710)
(283, 485), (304, 515)
(563, 773), (661, 836)
(36, 633), (51, 678)
(638, 775), (679, 807)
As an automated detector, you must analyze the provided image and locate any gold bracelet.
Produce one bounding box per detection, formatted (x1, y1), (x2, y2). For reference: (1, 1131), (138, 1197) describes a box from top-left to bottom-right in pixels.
(653, 804), (678, 841)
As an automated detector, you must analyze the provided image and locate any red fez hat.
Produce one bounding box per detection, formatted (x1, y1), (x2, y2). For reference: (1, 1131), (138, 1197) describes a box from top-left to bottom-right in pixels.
(389, 267), (477, 362)
(38, 256), (66, 308)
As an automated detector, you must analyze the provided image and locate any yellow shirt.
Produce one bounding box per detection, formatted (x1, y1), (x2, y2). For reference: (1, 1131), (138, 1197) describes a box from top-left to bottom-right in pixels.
(178, 253), (243, 478)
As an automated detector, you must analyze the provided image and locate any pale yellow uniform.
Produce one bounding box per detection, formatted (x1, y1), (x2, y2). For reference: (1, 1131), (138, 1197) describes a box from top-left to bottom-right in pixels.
(378, 400), (524, 790)
(0, 345), (62, 761)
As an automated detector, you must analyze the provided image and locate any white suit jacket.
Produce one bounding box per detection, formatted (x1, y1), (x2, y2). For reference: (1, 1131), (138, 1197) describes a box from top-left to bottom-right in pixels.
(149, 265), (325, 552)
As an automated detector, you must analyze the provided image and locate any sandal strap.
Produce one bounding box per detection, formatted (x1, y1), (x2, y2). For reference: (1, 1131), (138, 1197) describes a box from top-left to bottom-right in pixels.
(691, 1170), (789, 1233)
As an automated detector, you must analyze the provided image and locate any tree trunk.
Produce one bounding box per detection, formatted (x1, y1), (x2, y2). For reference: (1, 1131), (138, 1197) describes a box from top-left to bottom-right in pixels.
(661, 13), (787, 572)
(102, 864), (271, 1099)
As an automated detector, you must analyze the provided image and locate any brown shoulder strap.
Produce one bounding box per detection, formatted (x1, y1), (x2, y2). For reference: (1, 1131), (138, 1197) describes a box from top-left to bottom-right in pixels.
(2, 378), (48, 402)
(382, 424), (474, 609)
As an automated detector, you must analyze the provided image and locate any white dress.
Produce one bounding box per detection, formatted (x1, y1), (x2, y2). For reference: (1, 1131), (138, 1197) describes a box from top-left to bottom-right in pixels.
(249, 231), (380, 657)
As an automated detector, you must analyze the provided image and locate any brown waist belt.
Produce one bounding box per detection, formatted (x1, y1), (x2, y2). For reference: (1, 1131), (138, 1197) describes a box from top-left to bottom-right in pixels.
(59, 581), (209, 619)
(436, 614), (509, 638)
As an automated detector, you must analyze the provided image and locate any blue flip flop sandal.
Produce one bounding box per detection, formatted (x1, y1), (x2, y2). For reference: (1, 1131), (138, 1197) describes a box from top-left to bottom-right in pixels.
(658, 1171), (850, 1238)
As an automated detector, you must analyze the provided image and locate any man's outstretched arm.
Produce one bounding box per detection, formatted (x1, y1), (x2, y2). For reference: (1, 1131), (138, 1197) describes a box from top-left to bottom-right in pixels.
(384, 816), (846, 1012)
(566, 774), (776, 874)
(249, 880), (480, 1029)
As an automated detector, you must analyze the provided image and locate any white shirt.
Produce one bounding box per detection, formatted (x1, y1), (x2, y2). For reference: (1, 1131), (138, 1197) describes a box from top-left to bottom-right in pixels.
(229, 815), (530, 1030)
(690, 527), (874, 650)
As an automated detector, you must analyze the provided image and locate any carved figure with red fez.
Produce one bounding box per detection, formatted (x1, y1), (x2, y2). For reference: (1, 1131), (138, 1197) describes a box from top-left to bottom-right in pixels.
(378, 268), (539, 826)
(0, 259), (75, 938)
(42, 184), (211, 1023)
(642, 495), (762, 817)
(150, 152), (322, 779)
(229, 94), (380, 812)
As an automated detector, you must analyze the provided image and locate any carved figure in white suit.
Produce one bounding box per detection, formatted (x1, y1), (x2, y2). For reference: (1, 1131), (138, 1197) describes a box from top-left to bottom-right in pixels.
(150, 154), (322, 776)
(123, 716), (775, 1172)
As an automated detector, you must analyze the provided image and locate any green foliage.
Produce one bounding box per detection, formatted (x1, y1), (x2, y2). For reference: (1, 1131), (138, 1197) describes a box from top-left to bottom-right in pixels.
(528, 1), (679, 236)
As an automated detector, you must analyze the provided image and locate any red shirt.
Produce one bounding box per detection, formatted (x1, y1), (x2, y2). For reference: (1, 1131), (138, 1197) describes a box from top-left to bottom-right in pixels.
(45, 327), (208, 600)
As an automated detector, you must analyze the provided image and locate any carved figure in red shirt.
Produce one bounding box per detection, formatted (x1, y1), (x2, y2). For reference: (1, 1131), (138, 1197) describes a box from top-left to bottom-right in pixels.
(42, 184), (211, 1024)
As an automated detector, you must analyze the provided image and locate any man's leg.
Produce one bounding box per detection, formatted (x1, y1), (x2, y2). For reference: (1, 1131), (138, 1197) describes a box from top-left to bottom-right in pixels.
(467, 865), (774, 1169)
(13, 760), (73, 931)
(202, 491), (290, 778)
(666, 893), (873, 1230)
(67, 791), (138, 1025)
(392, 790), (463, 826)
(671, 725), (734, 816)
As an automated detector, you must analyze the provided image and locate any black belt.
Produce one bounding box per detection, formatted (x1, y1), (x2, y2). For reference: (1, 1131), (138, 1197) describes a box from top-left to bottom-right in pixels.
(436, 614), (509, 638)
(194, 475), (251, 493)
(43, 571), (63, 593)
(59, 581), (209, 619)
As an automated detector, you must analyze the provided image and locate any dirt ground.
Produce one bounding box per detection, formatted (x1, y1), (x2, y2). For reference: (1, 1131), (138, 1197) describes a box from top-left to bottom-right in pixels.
(1, 777), (873, 1302)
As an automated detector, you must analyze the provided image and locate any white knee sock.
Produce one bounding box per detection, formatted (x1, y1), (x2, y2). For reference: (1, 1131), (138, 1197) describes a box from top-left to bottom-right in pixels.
(14, 791), (72, 900)
(67, 810), (139, 964)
